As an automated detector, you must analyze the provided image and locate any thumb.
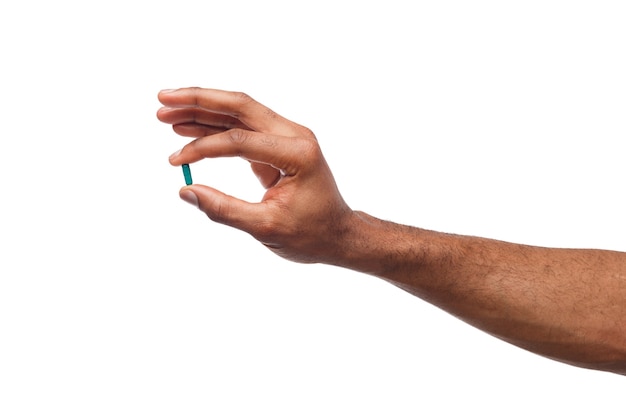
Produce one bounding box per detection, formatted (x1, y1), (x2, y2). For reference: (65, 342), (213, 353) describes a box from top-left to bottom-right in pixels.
(179, 185), (262, 232)
(179, 187), (200, 208)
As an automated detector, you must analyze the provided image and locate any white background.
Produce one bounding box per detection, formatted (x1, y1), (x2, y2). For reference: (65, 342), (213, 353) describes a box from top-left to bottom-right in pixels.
(1, 1), (625, 415)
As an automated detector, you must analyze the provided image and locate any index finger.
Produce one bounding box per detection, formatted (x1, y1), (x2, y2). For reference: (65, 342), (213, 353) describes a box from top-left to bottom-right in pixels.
(170, 128), (315, 177)
(158, 87), (304, 137)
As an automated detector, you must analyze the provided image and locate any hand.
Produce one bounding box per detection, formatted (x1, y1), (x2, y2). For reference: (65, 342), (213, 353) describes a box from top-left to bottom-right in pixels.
(157, 87), (354, 264)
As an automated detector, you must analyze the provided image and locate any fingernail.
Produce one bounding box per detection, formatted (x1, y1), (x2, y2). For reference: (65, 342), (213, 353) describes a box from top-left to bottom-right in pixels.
(169, 148), (182, 160)
(180, 189), (199, 208)
(160, 89), (177, 94)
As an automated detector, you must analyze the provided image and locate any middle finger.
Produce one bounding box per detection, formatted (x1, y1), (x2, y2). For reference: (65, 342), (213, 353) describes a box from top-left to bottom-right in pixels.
(157, 107), (249, 130)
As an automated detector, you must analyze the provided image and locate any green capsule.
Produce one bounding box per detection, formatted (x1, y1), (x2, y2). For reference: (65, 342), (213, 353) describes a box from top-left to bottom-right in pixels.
(182, 164), (192, 185)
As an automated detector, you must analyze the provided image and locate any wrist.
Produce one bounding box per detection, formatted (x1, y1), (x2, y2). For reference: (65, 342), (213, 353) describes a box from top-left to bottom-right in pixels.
(330, 211), (431, 279)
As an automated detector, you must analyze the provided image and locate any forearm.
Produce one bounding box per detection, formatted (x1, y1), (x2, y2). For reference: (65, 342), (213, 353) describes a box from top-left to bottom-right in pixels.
(337, 211), (626, 375)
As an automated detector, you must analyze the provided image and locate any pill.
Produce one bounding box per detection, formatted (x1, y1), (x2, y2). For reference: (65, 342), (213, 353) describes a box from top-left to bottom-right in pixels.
(182, 164), (192, 185)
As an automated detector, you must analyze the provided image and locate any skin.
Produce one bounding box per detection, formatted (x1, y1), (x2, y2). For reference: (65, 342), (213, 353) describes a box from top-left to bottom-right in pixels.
(157, 87), (626, 376)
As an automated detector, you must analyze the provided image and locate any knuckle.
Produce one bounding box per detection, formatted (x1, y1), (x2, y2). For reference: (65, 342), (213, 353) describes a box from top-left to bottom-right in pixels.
(187, 136), (205, 157)
(204, 199), (229, 224)
(227, 128), (251, 147)
(297, 137), (323, 163)
(263, 107), (279, 120)
(233, 91), (255, 107)
(259, 134), (278, 149)
(189, 86), (203, 106)
(298, 126), (316, 139)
